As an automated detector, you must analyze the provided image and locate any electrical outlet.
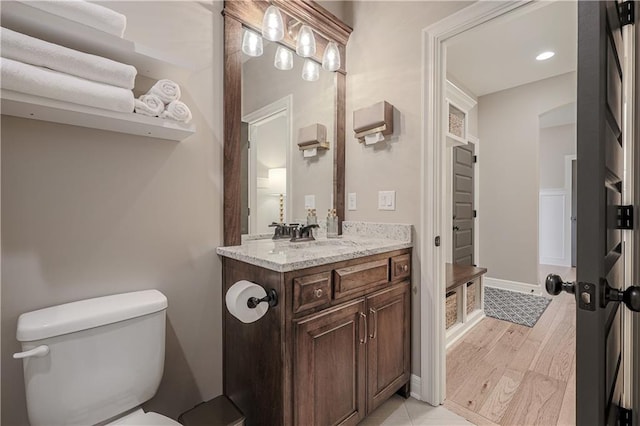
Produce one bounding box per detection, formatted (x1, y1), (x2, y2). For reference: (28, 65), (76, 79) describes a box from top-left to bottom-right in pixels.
(378, 191), (396, 210)
(304, 195), (315, 209)
(348, 193), (357, 210)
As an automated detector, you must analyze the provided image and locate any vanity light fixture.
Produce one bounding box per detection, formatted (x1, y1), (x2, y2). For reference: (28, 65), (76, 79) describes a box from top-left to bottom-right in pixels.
(322, 41), (340, 72)
(296, 25), (316, 58)
(301, 59), (320, 82)
(242, 29), (263, 57)
(274, 46), (293, 70)
(262, 5), (284, 41)
(536, 51), (555, 61)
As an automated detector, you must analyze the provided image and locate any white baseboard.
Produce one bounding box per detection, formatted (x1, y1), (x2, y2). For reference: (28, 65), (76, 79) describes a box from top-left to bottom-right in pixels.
(539, 257), (571, 267)
(484, 277), (542, 295)
(410, 374), (422, 400)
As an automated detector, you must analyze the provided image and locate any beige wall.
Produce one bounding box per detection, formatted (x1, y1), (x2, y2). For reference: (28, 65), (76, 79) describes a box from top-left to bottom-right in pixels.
(345, 0), (471, 375)
(1, 2), (223, 424)
(539, 124), (576, 189)
(477, 72), (576, 286)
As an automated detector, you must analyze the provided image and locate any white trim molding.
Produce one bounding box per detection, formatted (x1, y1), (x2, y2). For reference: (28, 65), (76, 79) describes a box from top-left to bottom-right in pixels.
(484, 277), (542, 296)
(410, 374), (422, 401)
(420, 0), (532, 405)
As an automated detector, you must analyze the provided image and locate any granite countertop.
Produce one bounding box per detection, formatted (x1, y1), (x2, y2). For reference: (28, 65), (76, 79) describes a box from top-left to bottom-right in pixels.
(217, 222), (413, 272)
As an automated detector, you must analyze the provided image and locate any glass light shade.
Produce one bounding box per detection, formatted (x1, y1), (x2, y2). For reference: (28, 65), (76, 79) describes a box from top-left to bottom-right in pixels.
(242, 29), (263, 57)
(322, 41), (340, 71)
(262, 6), (284, 41)
(296, 25), (316, 58)
(274, 46), (293, 70)
(301, 59), (320, 82)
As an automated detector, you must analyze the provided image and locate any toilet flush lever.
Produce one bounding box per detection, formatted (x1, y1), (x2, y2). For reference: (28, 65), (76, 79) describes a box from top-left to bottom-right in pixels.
(13, 345), (49, 359)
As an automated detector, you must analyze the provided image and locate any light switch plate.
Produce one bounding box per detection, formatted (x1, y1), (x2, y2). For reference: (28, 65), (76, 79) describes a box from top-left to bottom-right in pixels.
(378, 191), (396, 210)
(348, 193), (357, 210)
(304, 195), (315, 209)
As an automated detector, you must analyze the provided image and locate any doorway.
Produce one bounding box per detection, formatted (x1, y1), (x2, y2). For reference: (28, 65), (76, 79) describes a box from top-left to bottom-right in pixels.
(420, 1), (583, 421)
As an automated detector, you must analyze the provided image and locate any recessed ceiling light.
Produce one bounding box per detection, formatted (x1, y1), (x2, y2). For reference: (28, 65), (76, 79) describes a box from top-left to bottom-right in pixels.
(536, 51), (555, 61)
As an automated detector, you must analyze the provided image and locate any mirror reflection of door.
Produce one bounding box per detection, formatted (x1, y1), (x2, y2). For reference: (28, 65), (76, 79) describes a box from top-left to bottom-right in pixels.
(244, 103), (290, 234)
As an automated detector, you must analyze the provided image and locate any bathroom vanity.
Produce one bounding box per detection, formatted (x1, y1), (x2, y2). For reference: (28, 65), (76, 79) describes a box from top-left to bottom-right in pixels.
(217, 223), (412, 426)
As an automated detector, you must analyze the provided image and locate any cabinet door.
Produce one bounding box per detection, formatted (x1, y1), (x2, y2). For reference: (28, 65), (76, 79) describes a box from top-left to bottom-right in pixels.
(366, 282), (410, 412)
(294, 299), (366, 426)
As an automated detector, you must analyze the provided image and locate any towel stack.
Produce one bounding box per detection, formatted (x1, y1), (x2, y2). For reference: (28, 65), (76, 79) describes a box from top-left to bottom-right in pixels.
(0, 26), (136, 113)
(135, 80), (193, 124)
(17, 0), (128, 38)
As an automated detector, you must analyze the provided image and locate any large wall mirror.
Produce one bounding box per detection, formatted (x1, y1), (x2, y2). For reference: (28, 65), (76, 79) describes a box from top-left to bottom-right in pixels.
(223, 0), (352, 245)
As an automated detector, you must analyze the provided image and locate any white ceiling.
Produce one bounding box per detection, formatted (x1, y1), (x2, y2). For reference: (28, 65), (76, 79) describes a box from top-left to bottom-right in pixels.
(446, 1), (577, 97)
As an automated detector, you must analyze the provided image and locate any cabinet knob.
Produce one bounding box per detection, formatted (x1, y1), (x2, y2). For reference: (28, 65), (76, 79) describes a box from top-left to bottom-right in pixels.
(314, 288), (323, 298)
(403, 265), (409, 272)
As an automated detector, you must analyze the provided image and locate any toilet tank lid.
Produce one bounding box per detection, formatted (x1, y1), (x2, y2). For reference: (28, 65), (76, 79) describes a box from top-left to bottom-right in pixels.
(16, 290), (168, 342)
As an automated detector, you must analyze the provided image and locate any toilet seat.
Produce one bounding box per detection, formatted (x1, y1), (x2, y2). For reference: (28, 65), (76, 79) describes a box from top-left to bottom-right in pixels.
(107, 409), (182, 426)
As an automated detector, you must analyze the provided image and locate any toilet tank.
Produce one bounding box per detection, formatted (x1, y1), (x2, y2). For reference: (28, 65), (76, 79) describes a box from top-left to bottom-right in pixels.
(15, 290), (168, 426)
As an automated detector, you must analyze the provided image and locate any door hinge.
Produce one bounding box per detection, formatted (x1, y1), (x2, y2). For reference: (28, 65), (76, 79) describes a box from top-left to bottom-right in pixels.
(247, 207), (250, 216)
(619, 407), (632, 426)
(435, 236), (441, 247)
(473, 155), (477, 163)
(473, 210), (477, 218)
(620, 1), (635, 27)
(616, 205), (634, 229)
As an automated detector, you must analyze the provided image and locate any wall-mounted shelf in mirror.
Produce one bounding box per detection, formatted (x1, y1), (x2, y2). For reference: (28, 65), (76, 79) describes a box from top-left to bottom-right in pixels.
(223, 0), (352, 245)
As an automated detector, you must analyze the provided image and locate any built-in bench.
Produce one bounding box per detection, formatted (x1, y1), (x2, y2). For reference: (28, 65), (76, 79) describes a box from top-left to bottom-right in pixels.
(445, 263), (487, 347)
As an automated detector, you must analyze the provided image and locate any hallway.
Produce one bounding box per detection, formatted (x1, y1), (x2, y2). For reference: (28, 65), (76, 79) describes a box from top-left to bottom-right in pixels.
(444, 276), (576, 425)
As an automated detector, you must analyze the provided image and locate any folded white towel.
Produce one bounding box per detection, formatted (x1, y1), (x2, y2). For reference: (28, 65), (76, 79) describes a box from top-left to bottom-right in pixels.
(160, 100), (192, 123)
(147, 79), (181, 104)
(134, 94), (164, 117)
(1, 28), (137, 90)
(0, 57), (134, 113)
(17, 0), (126, 38)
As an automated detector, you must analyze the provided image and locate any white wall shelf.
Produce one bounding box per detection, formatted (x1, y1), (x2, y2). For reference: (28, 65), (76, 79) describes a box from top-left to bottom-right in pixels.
(0, 1), (198, 81)
(0, 3), (198, 140)
(1, 90), (196, 141)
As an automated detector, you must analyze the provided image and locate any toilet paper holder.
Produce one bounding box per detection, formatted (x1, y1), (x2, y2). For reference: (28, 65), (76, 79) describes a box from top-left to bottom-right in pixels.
(247, 289), (278, 309)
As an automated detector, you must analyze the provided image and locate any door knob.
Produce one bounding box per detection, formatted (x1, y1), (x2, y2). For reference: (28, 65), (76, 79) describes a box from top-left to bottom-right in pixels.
(453, 226), (460, 231)
(604, 282), (640, 312)
(545, 274), (576, 295)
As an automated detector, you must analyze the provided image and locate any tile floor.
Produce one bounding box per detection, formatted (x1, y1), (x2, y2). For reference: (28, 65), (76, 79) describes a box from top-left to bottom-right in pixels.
(362, 395), (473, 426)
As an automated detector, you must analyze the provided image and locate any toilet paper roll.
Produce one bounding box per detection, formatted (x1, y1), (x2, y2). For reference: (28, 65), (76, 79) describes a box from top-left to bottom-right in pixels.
(364, 132), (385, 145)
(225, 280), (269, 324)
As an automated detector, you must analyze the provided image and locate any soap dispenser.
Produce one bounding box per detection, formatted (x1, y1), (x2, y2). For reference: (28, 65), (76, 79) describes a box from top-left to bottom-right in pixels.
(326, 209), (338, 238)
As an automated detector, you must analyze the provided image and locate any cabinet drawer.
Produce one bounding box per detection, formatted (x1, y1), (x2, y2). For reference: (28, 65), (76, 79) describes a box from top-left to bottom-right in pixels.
(293, 272), (332, 313)
(391, 254), (411, 281)
(334, 259), (389, 299)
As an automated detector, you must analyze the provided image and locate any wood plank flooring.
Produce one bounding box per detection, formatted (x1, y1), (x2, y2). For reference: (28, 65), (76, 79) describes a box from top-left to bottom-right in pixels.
(445, 267), (576, 425)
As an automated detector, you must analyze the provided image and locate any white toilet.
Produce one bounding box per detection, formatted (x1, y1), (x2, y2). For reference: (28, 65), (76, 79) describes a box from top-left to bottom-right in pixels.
(14, 290), (182, 426)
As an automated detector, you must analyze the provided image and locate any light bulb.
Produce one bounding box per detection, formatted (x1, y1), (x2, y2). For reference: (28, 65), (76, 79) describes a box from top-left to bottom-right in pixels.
(262, 6), (284, 41)
(242, 29), (263, 57)
(302, 59), (320, 82)
(322, 41), (340, 71)
(296, 25), (316, 58)
(274, 46), (293, 70)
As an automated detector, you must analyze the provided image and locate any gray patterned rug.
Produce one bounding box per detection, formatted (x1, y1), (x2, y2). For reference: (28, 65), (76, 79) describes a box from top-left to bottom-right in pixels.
(484, 287), (552, 327)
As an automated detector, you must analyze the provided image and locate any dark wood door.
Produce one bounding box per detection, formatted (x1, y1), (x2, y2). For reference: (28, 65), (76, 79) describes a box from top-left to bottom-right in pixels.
(452, 143), (475, 265)
(294, 299), (366, 426)
(366, 282), (411, 413)
(574, 2), (633, 424)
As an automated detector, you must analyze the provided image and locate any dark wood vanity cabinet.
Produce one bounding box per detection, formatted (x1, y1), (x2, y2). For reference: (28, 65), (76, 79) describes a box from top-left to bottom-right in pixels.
(222, 248), (411, 426)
